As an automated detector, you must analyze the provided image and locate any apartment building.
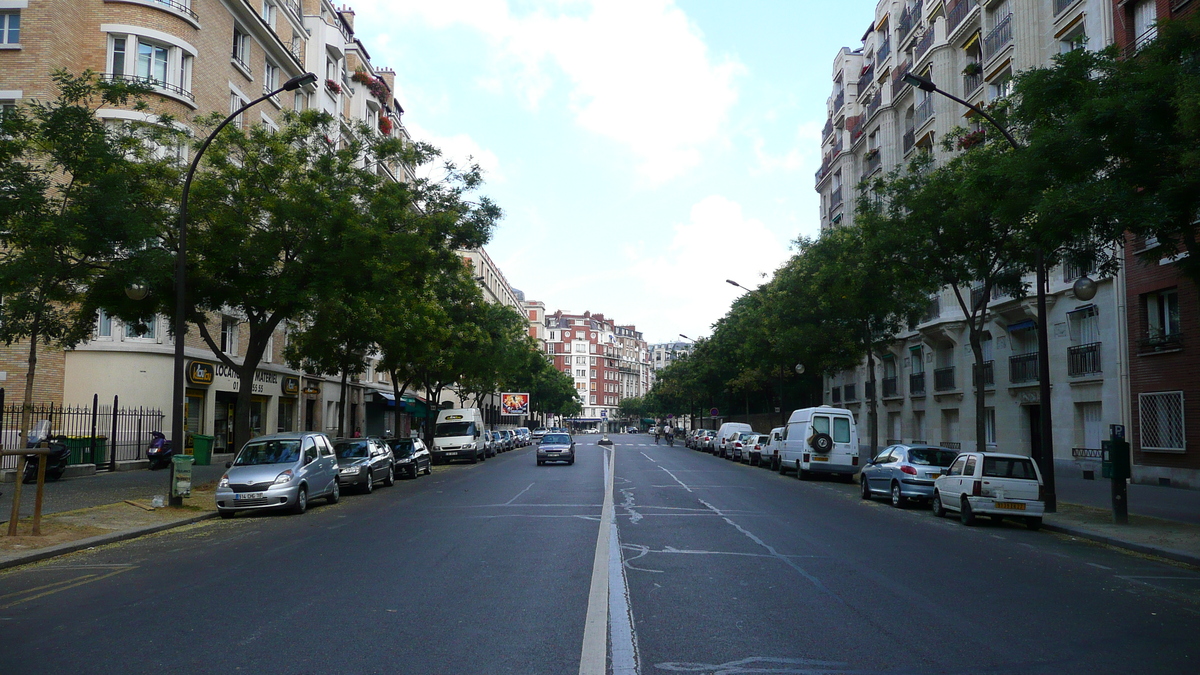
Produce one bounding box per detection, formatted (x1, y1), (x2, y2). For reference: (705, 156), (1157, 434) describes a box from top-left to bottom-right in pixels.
(815, 0), (1127, 479)
(544, 311), (650, 430)
(0, 0), (417, 454)
(1110, 0), (1199, 488)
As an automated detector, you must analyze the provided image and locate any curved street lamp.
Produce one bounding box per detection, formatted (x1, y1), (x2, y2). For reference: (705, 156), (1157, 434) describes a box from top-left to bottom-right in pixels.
(168, 71), (317, 506)
(901, 70), (1059, 512)
(726, 279), (751, 293)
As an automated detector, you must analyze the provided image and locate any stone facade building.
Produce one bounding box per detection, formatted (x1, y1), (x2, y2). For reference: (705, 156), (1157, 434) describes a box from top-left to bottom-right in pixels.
(544, 311), (650, 431)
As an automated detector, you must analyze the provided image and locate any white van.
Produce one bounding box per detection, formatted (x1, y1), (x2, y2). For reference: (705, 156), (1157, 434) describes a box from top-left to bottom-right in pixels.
(778, 407), (860, 479)
(715, 422), (754, 459)
(433, 408), (485, 464)
(757, 427), (785, 470)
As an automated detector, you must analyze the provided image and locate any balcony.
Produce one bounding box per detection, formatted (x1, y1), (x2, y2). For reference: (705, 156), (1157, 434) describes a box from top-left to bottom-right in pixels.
(898, 0), (923, 44)
(914, 96), (934, 129)
(857, 63), (876, 99)
(1054, 0), (1076, 15)
(830, 186), (843, 212)
(102, 73), (195, 104)
(947, 0), (978, 34)
(1138, 333), (1183, 354)
(867, 88), (883, 119)
(910, 372), (927, 396)
(922, 295), (941, 322)
(833, 89), (845, 113)
(831, 388), (842, 404)
(963, 72), (983, 95)
(1009, 352), (1039, 384)
(984, 13), (1013, 61)
(915, 29), (935, 62)
(823, 118), (834, 141)
(849, 114), (866, 144)
(902, 128), (916, 154)
(1062, 260), (1095, 282)
(877, 39), (891, 65)
(1068, 342), (1102, 376)
(882, 376), (899, 398)
(865, 150), (882, 176)
(934, 367), (956, 392)
(971, 360), (995, 387)
(892, 60), (912, 99)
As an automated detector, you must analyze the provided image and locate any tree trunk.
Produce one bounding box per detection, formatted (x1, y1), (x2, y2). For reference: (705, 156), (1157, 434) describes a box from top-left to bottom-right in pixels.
(19, 312), (42, 449)
(970, 323), (987, 453)
(867, 345), (878, 459)
(338, 368), (349, 439)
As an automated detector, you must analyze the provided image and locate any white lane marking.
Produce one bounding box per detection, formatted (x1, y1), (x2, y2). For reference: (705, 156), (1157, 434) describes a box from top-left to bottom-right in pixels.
(579, 447), (615, 675)
(640, 452), (658, 463)
(610, 493), (640, 675)
(1087, 562), (1112, 570)
(505, 482), (535, 505)
(698, 499), (836, 598)
(659, 466), (693, 493)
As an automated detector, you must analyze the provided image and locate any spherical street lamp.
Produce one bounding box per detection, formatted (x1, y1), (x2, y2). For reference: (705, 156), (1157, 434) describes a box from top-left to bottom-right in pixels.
(124, 283), (148, 301)
(1073, 276), (1098, 301)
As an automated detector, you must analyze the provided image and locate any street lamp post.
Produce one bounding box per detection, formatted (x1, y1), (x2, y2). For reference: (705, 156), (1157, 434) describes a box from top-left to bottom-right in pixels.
(903, 72), (1057, 511)
(169, 72), (317, 506)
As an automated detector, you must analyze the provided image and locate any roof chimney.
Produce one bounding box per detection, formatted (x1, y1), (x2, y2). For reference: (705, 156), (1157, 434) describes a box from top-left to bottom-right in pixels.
(339, 6), (355, 33)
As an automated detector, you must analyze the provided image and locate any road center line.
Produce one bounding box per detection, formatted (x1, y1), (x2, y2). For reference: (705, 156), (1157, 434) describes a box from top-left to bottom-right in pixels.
(0, 567), (135, 610)
(659, 466), (693, 493)
(639, 452), (657, 463)
(505, 482), (535, 505)
(579, 447), (615, 675)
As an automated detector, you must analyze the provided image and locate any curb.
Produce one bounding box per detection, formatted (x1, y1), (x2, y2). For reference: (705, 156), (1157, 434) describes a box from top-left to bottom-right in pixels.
(0, 511), (217, 572)
(1042, 521), (1200, 568)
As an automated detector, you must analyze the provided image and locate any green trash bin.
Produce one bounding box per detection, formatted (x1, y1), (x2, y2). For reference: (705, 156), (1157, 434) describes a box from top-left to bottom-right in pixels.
(171, 454), (194, 498)
(64, 436), (108, 465)
(190, 434), (214, 466)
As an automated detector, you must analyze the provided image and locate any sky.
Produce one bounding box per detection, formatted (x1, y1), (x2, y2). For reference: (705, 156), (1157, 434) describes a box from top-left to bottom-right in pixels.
(349, 0), (878, 344)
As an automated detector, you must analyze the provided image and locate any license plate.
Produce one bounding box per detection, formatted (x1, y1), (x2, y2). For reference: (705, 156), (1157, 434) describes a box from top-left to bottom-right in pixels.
(444, 451), (457, 456)
(235, 492), (263, 500)
(929, 474), (941, 480)
(995, 501), (1026, 511)
(812, 456), (829, 462)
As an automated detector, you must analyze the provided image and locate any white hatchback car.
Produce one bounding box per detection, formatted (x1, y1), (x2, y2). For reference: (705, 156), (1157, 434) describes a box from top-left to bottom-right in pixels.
(933, 452), (1045, 530)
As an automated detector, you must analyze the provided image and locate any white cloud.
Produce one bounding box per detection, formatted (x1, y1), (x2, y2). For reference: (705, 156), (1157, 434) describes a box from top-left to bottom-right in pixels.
(359, 0), (743, 183)
(404, 120), (503, 183)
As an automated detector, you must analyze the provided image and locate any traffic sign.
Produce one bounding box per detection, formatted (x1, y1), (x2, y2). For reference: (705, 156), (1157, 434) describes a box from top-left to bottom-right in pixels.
(709, 407), (719, 416)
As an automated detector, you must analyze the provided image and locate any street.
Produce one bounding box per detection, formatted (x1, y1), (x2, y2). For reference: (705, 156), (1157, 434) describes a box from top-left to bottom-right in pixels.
(1, 435), (1198, 674)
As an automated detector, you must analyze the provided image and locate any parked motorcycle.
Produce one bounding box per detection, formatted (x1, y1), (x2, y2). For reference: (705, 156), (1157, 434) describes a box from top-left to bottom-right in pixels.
(147, 431), (174, 470)
(21, 424), (71, 484)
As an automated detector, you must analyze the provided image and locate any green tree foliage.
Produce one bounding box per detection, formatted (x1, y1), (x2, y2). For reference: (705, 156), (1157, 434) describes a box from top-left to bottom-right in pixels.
(0, 71), (179, 441)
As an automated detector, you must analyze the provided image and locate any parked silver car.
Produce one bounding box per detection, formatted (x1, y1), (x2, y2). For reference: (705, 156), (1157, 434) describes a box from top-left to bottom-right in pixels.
(860, 444), (959, 507)
(334, 438), (395, 493)
(216, 432), (340, 518)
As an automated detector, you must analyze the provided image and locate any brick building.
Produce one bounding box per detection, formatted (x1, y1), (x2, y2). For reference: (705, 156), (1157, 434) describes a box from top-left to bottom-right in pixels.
(544, 311), (650, 431)
(1112, 0), (1199, 488)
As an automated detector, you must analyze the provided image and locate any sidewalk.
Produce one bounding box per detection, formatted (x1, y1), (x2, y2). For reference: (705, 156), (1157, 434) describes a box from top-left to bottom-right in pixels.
(0, 465), (223, 570)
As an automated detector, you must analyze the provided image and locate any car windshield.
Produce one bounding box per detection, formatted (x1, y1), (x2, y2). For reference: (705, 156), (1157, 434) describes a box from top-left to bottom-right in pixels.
(436, 422), (476, 437)
(909, 449), (959, 467)
(389, 439), (414, 456)
(235, 439), (300, 465)
(542, 434), (570, 444)
(334, 441), (370, 459)
(983, 457), (1038, 479)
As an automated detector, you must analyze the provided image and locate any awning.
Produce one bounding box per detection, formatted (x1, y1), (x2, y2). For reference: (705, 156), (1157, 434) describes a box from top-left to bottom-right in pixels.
(1008, 320), (1037, 332)
(1067, 304), (1096, 315)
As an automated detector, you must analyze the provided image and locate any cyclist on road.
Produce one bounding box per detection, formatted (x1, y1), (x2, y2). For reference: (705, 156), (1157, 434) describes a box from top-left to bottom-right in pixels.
(654, 426), (661, 444)
(665, 427), (675, 446)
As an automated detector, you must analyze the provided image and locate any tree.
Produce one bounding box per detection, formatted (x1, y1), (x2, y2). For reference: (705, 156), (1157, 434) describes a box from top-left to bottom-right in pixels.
(0, 71), (179, 444)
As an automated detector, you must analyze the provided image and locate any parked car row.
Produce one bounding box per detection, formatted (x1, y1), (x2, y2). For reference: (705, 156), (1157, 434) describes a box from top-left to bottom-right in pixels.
(215, 431), (433, 519)
(683, 407), (1048, 530)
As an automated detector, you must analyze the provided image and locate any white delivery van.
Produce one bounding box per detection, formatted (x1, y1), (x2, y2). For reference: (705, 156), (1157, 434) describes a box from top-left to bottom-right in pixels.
(778, 406), (860, 480)
(433, 408), (485, 464)
(715, 422), (754, 459)
(759, 427), (785, 470)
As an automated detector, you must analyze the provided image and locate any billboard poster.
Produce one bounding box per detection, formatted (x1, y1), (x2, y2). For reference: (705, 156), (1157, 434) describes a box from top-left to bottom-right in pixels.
(501, 392), (530, 416)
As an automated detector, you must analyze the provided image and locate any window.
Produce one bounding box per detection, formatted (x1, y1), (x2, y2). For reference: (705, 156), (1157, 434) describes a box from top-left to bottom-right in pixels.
(832, 417), (851, 444)
(575, 356), (586, 365)
(575, 369), (586, 377)
(590, 369), (597, 378)
(220, 316), (239, 355)
(985, 407), (996, 445)
(1140, 392), (1185, 452)
(1146, 289), (1180, 340)
(107, 33), (194, 101)
(589, 357), (596, 366)
(261, 0), (276, 27)
(293, 91), (306, 111)
(812, 415), (830, 436)
(229, 90), (247, 129)
(1060, 27), (1087, 54)
(910, 346), (924, 374)
(990, 70), (1013, 100)
(963, 455), (978, 476)
(913, 410), (925, 441)
(232, 26), (250, 68)
(264, 61), (279, 96)
(1068, 306), (1100, 344)
(0, 11), (19, 46)
(590, 396), (596, 404)
(124, 316), (157, 340)
(575, 343), (585, 353)
(1132, 0), (1157, 49)
(326, 57), (338, 82)
(97, 310), (113, 338)
(1076, 402), (1102, 451)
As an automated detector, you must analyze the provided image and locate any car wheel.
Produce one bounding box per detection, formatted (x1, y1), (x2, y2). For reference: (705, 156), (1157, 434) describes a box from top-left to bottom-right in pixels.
(861, 478), (872, 500)
(424, 462), (432, 475)
(776, 457), (786, 474)
(218, 509), (235, 519)
(363, 473), (374, 494)
(1026, 516), (1043, 531)
(384, 465), (395, 487)
(291, 486), (308, 514)
(410, 464), (420, 479)
(891, 482), (906, 508)
(537, 459), (544, 466)
(568, 458), (575, 465)
(470, 452), (479, 464)
(960, 497), (975, 526)
(932, 492), (946, 517)
(327, 482), (340, 505)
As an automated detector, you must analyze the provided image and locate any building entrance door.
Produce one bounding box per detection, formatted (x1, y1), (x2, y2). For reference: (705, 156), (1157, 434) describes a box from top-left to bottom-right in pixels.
(305, 398), (316, 432)
(215, 391), (237, 453)
(1026, 404), (1042, 461)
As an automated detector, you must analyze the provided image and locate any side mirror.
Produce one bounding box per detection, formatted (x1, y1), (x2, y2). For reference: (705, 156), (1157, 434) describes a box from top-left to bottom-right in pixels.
(225, 461), (232, 468)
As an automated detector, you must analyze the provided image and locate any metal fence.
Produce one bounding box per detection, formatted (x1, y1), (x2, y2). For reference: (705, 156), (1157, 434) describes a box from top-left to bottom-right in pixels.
(0, 390), (165, 471)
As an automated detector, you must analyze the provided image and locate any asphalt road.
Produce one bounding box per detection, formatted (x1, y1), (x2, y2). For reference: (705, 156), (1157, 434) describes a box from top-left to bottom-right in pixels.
(0, 434), (1197, 674)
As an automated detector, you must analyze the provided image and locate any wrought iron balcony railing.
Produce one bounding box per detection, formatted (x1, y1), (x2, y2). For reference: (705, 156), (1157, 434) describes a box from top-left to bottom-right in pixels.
(1068, 342), (1102, 376)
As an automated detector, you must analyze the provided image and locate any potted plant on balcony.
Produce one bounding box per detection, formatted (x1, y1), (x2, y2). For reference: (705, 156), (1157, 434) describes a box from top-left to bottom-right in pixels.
(957, 129), (986, 150)
(378, 116), (393, 135)
(962, 61), (983, 76)
(325, 79), (342, 95)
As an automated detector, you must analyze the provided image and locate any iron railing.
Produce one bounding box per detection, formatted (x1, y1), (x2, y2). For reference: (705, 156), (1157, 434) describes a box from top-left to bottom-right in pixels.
(1062, 260), (1095, 282)
(898, 0), (923, 44)
(0, 392), (165, 471)
(947, 0), (978, 34)
(934, 367), (956, 391)
(892, 60), (912, 99)
(830, 186), (843, 211)
(867, 88), (883, 119)
(102, 73), (195, 102)
(865, 150), (882, 175)
(823, 118), (834, 141)
(915, 29), (935, 62)
(910, 372), (926, 396)
(903, 128), (916, 154)
(1010, 352), (1039, 383)
(984, 13), (1013, 61)
(833, 89), (845, 112)
(154, 0), (199, 21)
(1068, 342), (1102, 376)
(1054, 0), (1076, 15)
(963, 72), (983, 95)
(922, 295), (941, 322)
(943, 441), (962, 450)
(971, 361), (995, 387)
(1138, 333), (1182, 353)
(831, 388), (842, 404)
(877, 39), (891, 65)
(1072, 447), (1103, 459)
(883, 376), (899, 398)
(914, 96), (934, 129)
(857, 63), (876, 100)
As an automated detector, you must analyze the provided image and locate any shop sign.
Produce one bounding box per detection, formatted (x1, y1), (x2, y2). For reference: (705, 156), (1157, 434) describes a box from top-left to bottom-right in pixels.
(302, 382), (321, 395)
(187, 360), (215, 386)
(282, 377), (300, 396)
(212, 364), (281, 394)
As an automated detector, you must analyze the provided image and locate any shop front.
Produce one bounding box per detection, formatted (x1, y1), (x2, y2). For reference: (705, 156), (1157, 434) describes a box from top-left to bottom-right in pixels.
(186, 359), (299, 454)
